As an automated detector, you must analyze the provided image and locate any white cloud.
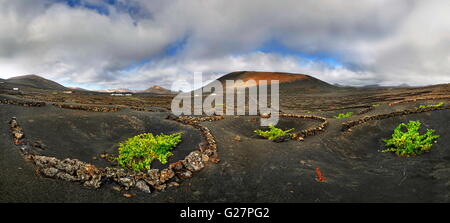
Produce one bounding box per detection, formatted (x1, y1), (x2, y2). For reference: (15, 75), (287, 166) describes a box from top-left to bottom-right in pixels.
(0, 0), (449, 89)
(100, 52), (376, 91)
(0, 0), (174, 82)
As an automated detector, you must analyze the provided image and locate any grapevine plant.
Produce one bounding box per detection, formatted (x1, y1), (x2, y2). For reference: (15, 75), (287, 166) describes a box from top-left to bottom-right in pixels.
(334, 112), (353, 119)
(116, 132), (182, 172)
(418, 102), (444, 109)
(381, 120), (439, 157)
(254, 125), (294, 141)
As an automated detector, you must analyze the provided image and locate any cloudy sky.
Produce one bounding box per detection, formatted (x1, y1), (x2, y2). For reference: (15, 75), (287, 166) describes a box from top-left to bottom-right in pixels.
(0, 0), (449, 90)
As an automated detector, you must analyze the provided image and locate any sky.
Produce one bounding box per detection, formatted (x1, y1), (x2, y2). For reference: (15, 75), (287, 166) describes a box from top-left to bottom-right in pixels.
(0, 0), (449, 90)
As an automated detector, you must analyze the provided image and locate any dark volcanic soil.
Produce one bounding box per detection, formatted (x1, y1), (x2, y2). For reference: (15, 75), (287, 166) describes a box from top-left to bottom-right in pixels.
(1, 85), (449, 202)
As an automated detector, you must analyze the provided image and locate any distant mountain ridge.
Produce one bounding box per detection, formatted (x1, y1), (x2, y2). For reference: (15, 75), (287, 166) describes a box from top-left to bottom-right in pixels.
(360, 83), (411, 89)
(67, 86), (89, 91)
(143, 85), (177, 94)
(97, 86), (177, 94)
(1, 73), (421, 94)
(99, 88), (135, 93)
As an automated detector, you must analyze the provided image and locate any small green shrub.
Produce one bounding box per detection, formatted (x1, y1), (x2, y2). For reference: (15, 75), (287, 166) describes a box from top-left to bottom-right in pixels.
(254, 125), (294, 141)
(334, 112), (353, 119)
(418, 102), (444, 109)
(116, 132), (182, 172)
(381, 120), (439, 157)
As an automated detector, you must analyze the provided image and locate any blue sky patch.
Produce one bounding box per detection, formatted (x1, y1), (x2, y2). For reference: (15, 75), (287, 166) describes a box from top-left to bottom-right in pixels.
(257, 39), (344, 68)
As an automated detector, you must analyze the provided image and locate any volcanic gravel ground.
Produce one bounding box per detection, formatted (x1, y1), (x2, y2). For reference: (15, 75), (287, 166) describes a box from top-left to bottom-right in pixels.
(0, 94), (449, 202)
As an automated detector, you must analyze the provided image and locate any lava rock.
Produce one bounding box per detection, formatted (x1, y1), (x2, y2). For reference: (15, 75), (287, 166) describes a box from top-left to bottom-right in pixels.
(33, 155), (59, 168)
(10, 119), (18, 128)
(168, 182), (180, 187)
(160, 169), (175, 183)
(273, 134), (291, 143)
(83, 174), (103, 188)
(40, 167), (59, 177)
(147, 169), (160, 180)
(117, 177), (135, 189)
(135, 180), (151, 193)
(209, 157), (221, 163)
(14, 132), (24, 140)
(182, 151), (205, 172)
(153, 184), (167, 191)
(260, 113), (271, 118)
(169, 161), (184, 170)
(56, 172), (79, 182)
(20, 145), (34, 155)
(176, 169), (193, 180)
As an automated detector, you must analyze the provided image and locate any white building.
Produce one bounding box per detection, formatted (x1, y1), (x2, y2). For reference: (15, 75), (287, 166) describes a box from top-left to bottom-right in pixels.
(111, 92), (133, 96)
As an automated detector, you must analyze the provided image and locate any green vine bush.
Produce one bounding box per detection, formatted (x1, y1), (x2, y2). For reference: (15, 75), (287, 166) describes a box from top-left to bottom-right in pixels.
(334, 112), (353, 119)
(116, 132), (183, 172)
(381, 120), (439, 157)
(418, 102), (444, 109)
(254, 125), (294, 141)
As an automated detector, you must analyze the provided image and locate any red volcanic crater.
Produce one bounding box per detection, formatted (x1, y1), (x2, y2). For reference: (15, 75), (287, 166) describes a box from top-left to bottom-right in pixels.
(213, 71), (336, 93)
(218, 71), (309, 86)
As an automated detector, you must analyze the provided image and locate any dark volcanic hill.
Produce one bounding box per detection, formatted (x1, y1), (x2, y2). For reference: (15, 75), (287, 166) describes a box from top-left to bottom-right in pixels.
(6, 74), (68, 91)
(214, 71), (338, 93)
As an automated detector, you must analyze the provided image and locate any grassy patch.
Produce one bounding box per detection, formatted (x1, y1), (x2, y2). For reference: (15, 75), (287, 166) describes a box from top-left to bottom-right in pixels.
(417, 102), (444, 109)
(254, 125), (294, 141)
(116, 132), (182, 172)
(334, 112), (353, 119)
(381, 120), (439, 157)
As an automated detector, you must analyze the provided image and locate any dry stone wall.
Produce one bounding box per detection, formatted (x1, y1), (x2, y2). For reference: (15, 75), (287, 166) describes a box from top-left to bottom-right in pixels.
(341, 105), (450, 131)
(0, 99), (46, 107)
(388, 95), (450, 106)
(51, 103), (120, 112)
(279, 113), (328, 140)
(8, 115), (223, 195)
